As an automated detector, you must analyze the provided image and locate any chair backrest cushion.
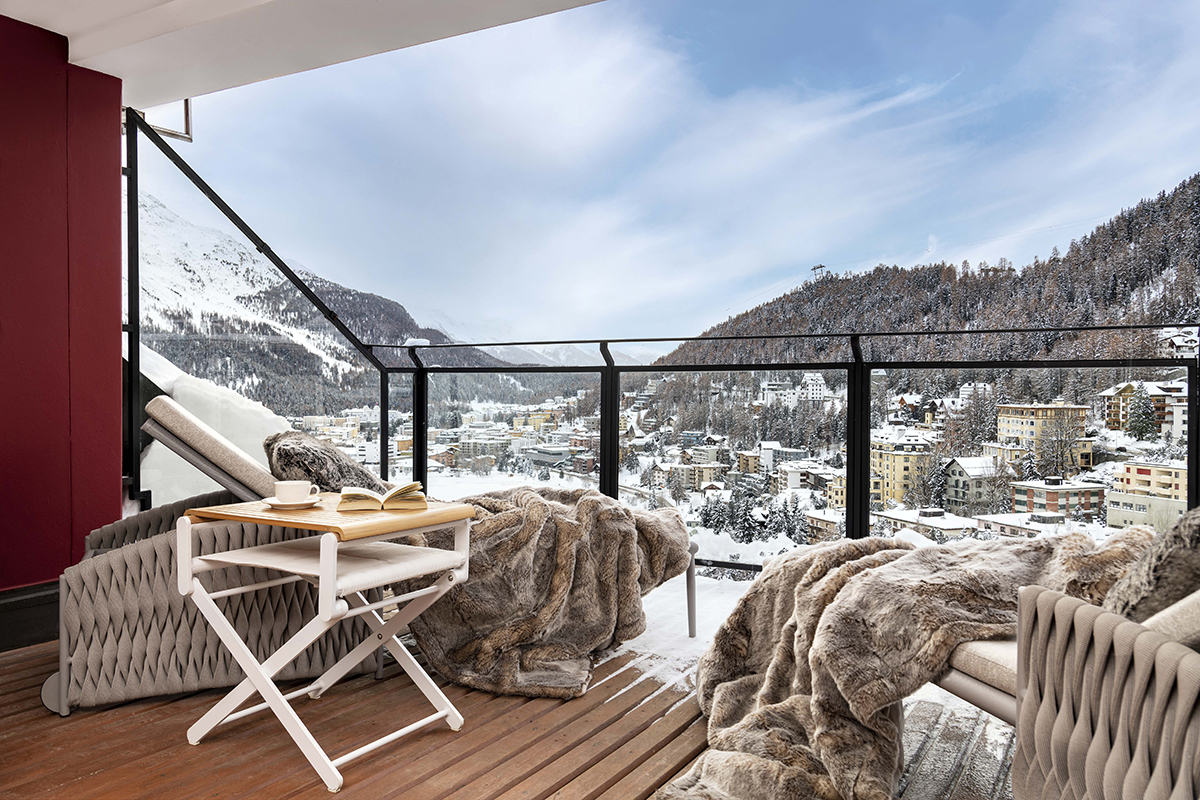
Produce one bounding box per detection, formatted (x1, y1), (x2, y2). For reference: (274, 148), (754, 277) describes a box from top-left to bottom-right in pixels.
(145, 395), (277, 499)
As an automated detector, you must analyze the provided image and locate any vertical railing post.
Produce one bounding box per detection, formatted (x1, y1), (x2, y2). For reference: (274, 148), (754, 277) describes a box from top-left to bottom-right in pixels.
(1188, 356), (1198, 510)
(599, 343), (618, 498)
(379, 364), (389, 483)
(124, 108), (143, 506)
(845, 336), (870, 538)
(409, 348), (428, 492)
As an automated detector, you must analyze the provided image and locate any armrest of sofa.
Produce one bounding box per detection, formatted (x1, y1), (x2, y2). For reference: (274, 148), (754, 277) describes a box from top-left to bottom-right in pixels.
(83, 488), (237, 554)
(1012, 585), (1200, 799)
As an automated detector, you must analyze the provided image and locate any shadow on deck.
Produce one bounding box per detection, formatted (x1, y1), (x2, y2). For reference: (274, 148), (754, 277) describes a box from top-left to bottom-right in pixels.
(0, 641), (1013, 799)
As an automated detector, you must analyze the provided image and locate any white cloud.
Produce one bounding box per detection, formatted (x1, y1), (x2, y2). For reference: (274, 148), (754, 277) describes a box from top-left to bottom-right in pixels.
(149, 0), (1200, 344)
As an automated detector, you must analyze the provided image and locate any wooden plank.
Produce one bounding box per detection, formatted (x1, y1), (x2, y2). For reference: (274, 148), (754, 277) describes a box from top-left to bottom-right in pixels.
(148, 676), (478, 800)
(550, 695), (702, 800)
(187, 497), (474, 540)
(444, 678), (665, 800)
(896, 698), (947, 796)
(494, 687), (691, 800)
(945, 715), (1014, 800)
(395, 666), (648, 800)
(594, 717), (708, 800)
(0, 640), (56, 670)
(897, 706), (985, 800)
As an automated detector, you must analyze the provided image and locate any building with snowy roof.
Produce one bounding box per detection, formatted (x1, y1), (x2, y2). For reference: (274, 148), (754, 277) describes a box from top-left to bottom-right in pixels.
(872, 507), (977, 540)
(1108, 459), (1189, 532)
(1097, 380), (1188, 433)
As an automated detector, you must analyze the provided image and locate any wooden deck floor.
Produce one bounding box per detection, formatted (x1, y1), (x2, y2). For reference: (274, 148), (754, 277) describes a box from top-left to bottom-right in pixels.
(0, 641), (1013, 800)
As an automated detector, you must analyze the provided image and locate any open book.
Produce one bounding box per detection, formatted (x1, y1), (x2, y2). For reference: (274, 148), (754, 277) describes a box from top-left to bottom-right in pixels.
(337, 482), (427, 511)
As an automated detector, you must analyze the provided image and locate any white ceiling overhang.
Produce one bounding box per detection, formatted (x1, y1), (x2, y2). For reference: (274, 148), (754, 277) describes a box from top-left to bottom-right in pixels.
(0, 0), (602, 109)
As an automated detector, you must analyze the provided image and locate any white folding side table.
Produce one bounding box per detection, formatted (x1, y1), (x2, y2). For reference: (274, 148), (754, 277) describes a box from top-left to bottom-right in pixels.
(177, 495), (474, 793)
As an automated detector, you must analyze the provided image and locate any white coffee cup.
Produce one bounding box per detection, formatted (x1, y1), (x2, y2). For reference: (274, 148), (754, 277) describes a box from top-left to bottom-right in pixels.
(275, 480), (320, 503)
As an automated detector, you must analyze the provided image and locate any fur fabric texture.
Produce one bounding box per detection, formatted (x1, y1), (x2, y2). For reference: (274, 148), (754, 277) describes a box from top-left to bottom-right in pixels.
(1103, 507), (1200, 622)
(262, 430), (389, 493)
(394, 486), (691, 699)
(658, 529), (1153, 800)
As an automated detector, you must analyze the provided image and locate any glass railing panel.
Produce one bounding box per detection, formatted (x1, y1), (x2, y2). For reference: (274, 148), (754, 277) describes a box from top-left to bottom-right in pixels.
(422, 370), (602, 502)
(620, 369), (848, 577)
(383, 372), (414, 485)
(870, 362), (1191, 541)
(131, 139), (385, 504)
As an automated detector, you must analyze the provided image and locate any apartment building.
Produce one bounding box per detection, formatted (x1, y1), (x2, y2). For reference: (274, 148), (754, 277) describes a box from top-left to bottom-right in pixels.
(870, 428), (933, 504)
(1010, 475), (1106, 518)
(1108, 459), (1189, 531)
(1097, 380), (1188, 432)
(996, 401), (1093, 473)
(975, 511), (1107, 539)
(827, 471), (882, 509)
(943, 456), (1009, 514)
(980, 440), (1030, 468)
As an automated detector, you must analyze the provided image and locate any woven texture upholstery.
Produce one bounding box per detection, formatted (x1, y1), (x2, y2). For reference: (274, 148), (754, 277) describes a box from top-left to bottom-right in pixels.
(1012, 586), (1200, 800)
(84, 489), (235, 552)
(61, 517), (376, 710)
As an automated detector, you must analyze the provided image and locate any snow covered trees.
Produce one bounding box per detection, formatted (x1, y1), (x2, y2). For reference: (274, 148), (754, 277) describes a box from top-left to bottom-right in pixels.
(1126, 384), (1159, 441)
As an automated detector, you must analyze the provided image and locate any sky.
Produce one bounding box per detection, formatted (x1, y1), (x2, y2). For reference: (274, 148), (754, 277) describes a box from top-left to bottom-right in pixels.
(139, 0), (1200, 353)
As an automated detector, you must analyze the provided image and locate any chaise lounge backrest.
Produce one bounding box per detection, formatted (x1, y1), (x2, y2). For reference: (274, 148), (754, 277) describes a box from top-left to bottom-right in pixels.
(143, 395), (277, 501)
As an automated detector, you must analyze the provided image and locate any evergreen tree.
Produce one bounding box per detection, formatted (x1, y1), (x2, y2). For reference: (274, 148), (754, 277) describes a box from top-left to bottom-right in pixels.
(668, 471), (688, 505)
(766, 501), (787, 541)
(1127, 384), (1159, 441)
(647, 490), (660, 510)
(621, 448), (640, 474)
(1019, 450), (1041, 481)
(537, 466), (550, 482)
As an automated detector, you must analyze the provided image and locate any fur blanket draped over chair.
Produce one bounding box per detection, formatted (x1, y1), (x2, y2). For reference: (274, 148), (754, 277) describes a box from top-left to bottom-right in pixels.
(657, 530), (1153, 800)
(394, 487), (692, 699)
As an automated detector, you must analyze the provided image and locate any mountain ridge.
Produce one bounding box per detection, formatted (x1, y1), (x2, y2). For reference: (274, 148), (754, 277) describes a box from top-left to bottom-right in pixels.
(658, 173), (1200, 369)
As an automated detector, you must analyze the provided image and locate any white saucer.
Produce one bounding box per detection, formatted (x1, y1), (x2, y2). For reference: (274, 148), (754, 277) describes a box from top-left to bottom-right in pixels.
(263, 495), (322, 510)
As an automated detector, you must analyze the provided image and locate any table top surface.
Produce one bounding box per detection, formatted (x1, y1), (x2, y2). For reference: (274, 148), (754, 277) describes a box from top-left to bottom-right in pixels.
(185, 493), (475, 541)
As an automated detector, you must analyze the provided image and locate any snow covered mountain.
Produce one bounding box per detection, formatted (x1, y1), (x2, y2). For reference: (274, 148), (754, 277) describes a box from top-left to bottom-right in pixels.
(127, 191), (503, 414)
(417, 309), (649, 366)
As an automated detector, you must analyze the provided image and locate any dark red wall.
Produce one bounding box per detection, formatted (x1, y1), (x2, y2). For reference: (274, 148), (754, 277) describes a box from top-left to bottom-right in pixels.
(1, 16), (122, 591)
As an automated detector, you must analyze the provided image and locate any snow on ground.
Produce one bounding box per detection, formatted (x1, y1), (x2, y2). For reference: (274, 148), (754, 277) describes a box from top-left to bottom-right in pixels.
(426, 471), (591, 500)
(689, 526), (796, 564)
(613, 571), (751, 693)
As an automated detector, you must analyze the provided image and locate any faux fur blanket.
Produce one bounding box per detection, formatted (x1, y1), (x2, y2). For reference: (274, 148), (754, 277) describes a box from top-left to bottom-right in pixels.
(658, 530), (1153, 800)
(395, 487), (692, 699)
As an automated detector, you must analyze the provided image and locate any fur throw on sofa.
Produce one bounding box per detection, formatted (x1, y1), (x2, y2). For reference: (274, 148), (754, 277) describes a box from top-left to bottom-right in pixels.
(658, 530), (1153, 800)
(262, 430), (389, 493)
(395, 487), (692, 699)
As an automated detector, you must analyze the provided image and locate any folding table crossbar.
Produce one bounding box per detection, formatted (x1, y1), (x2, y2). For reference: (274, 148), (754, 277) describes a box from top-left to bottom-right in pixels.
(177, 498), (474, 793)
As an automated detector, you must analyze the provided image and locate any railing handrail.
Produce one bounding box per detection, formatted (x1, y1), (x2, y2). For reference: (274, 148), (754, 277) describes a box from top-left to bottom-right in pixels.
(363, 321), (1199, 351)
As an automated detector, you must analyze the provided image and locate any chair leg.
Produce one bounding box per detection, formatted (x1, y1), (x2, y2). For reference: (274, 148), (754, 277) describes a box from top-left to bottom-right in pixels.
(187, 582), (344, 793)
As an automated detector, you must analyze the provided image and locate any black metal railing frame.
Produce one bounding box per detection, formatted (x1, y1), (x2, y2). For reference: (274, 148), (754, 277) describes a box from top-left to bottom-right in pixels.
(122, 110), (1200, 542)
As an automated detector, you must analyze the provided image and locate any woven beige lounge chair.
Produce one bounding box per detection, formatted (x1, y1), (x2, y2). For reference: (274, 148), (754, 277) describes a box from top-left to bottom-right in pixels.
(933, 586), (1200, 798)
(41, 396), (379, 715)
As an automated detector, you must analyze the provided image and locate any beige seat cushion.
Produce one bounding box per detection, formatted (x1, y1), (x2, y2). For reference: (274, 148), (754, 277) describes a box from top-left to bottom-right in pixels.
(146, 395), (277, 499)
(947, 637), (1018, 696)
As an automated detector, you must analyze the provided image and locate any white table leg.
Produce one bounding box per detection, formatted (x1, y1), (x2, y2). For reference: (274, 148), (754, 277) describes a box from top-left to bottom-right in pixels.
(187, 581), (344, 793)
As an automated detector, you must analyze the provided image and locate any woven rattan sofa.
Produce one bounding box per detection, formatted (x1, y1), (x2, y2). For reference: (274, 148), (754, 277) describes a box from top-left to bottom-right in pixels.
(41, 397), (379, 715)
